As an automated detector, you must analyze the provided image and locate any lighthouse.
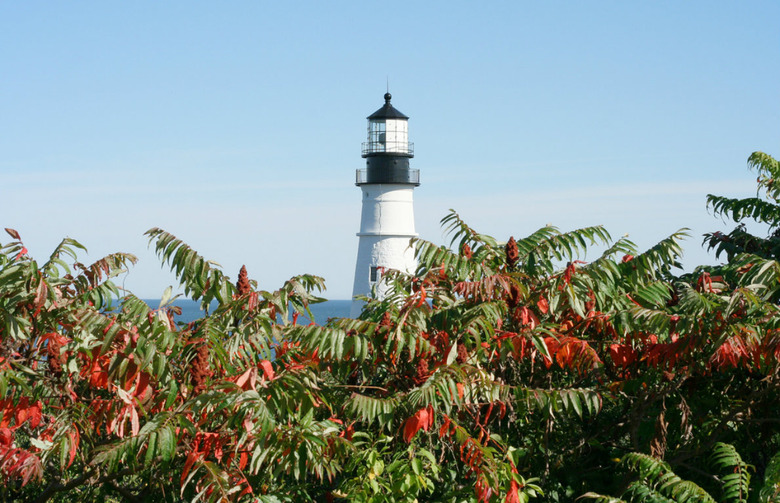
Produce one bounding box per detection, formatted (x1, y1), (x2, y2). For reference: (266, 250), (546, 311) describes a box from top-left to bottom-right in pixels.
(350, 93), (420, 317)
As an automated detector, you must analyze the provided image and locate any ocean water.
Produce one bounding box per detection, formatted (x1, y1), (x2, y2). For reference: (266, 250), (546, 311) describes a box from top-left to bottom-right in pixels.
(143, 298), (352, 325)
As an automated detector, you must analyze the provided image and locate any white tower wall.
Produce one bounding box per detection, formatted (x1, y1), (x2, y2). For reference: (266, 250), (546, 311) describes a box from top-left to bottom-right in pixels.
(350, 184), (418, 317)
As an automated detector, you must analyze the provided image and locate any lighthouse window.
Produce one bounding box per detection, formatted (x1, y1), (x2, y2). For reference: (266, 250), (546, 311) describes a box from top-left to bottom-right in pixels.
(370, 266), (379, 282)
(368, 121), (386, 152)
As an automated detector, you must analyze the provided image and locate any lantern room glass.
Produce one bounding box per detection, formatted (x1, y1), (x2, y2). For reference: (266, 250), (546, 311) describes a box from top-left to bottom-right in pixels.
(366, 119), (409, 154)
(368, 121), (387, 152)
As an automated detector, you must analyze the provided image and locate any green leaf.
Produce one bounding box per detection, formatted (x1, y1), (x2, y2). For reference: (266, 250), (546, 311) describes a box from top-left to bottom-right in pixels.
(159, 286), (173, 309)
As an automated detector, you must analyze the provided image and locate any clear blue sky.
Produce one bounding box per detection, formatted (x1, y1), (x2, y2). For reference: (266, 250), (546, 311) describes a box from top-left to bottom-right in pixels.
(2, 1), (778, 299)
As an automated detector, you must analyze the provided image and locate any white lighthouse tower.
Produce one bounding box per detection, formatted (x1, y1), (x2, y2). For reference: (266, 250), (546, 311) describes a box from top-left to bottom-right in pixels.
(350, 93), (420, 317)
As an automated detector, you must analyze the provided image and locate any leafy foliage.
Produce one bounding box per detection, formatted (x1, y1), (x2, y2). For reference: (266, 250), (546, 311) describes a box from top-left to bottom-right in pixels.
(704, 152), (780, 261)
(1, 158), (780, 502)
(582, 444), (758, 503)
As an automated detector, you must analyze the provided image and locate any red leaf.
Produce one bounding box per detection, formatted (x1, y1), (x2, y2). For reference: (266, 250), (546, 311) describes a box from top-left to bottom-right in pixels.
(0, 428), (12, 447)
(134, 372), (151, 398)
(562, 262), (576, 285)
(124, 360), (139, 391)
(555, 341), (575, 368)
(130, 406), (140, 437)
(34, 280), (47, 309)
(505, 480), (521, 503)
(4, 228), (20, 240)
(88, 356), (109, 389)
(259, 360), (275, 381)
(18, 453), (43, 486)
(511, 336), (528, 359)
(542, 337), (559, 369)
(475, 476), (493, 503)
(67, 429), (79, 468)
(403, 407), (432, 443)
(517, 307), (538, 329)
(235, 367), (257, 391)
(90, 368), (109, 389)
(0, 398), (12, 428)
(14, 397), (30, 427)
(554, 337), (601, 373)
(195, 432), (219, 458)
(537, 297), (549, 314)
(28, 402), (42, 429)
(439, 416), (452, 438)
(609, 344), (637, 369)
(239, 478), (253, 497)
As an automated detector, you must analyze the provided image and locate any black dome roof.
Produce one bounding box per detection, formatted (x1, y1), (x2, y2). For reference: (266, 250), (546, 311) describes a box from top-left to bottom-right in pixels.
(367, 93), (409, 120)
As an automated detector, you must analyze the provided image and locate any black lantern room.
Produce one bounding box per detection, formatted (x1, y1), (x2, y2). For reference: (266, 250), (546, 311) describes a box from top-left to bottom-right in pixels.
(356, 93), (420, 186)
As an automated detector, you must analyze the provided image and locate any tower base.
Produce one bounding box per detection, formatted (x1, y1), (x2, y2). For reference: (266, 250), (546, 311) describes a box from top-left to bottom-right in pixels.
(350, 234), (416, 318)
